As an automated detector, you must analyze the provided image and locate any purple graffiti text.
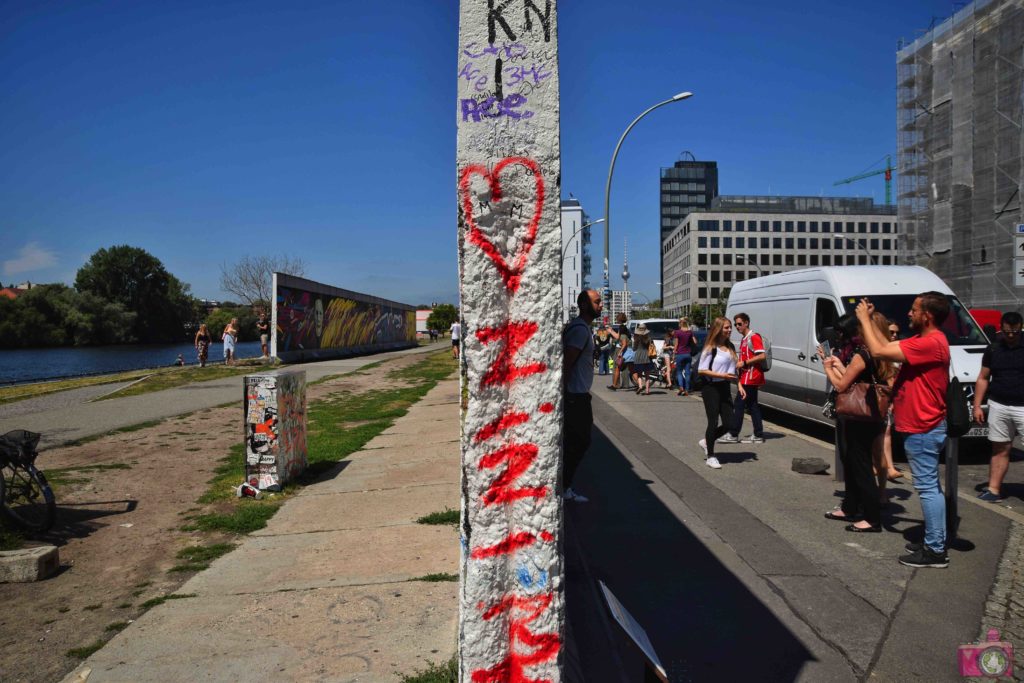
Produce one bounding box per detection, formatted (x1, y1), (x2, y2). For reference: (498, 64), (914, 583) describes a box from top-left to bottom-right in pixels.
(461, 94), (533, 123)
(463, 41), (527, 60)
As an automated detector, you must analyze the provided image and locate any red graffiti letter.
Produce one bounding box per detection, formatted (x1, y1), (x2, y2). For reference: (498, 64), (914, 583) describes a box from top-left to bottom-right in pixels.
(477, 321), (547, 387)
(478, 443), (547, 505)
(471, 592), (561, 683)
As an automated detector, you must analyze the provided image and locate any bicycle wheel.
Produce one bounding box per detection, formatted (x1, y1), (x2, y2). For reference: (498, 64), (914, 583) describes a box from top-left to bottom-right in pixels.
(0, 462), (55, 533)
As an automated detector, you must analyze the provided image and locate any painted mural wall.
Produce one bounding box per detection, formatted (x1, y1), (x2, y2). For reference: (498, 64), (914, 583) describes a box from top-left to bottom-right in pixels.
(244, 370), (307, 491)
(272, 273), (416, 362)
(456, 1), (564, 680)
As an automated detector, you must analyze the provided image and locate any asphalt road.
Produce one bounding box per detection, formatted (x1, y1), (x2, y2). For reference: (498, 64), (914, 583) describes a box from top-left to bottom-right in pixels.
(0, 344), (439, 449)
(567, 382), (1021, 682)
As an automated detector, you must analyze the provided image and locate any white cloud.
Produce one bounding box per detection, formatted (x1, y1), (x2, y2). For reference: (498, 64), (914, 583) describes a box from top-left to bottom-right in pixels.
(3, 242), (58, 277)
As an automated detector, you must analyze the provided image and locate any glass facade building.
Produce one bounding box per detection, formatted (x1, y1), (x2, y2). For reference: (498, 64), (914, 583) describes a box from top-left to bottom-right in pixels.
(659, 159), (718, 300)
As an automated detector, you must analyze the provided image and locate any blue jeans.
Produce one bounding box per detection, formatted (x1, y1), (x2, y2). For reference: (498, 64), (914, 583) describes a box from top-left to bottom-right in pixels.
(597, 349), (611, 375)
(902, 423), (947, 553)
(675, 354), (692, 391)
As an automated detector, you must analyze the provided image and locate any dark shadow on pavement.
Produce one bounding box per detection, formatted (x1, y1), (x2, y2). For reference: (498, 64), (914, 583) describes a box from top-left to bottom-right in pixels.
(566, 427), (818, 682)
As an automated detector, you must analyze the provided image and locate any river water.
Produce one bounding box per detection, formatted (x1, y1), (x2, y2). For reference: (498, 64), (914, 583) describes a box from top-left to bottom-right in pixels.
(0, 341), (264, 385)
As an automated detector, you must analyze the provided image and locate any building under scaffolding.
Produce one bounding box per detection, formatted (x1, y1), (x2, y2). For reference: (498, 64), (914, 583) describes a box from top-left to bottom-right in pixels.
(896, 0), (1024, 310)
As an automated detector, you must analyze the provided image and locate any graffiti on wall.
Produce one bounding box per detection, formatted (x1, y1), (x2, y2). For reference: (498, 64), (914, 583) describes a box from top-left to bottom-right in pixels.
(244, 371), (306, 491)
(275, 284), (415, 356)
(457, 1), (562, 681)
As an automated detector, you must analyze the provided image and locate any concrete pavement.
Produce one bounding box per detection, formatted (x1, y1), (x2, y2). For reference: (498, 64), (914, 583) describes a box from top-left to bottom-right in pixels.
(0, 345), (436, 449)
(567, 385), (1019, 681)
(61, 377), (461, 683)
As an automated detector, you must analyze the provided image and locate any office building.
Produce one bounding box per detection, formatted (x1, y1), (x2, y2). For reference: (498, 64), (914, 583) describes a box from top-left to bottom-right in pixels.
(661, 196), (899, 316)
(560, 199), (593, 322)
(609, 290), (632, 322)
(659, 157), (718, 300)
(897, 0), (1023, 308)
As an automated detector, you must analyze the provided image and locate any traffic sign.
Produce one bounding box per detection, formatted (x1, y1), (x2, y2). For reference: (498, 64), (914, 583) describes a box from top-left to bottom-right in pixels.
(1016, 264), (1024, 288)
(1017, 223), (1024, 234)
(1017, 235), (1024, 253)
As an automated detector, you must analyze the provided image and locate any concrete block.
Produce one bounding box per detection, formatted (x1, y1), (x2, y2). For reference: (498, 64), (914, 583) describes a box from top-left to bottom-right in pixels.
(0, 545), (59, 582)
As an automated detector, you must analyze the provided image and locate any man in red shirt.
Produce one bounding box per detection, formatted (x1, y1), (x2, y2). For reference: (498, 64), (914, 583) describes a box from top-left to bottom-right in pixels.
(857, 291), (951, 569)
(720, 313), (766, 444)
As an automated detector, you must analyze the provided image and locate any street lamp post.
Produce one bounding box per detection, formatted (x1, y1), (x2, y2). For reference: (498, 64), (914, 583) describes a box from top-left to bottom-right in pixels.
(562, 218), (605, 321)
(602, 92), (694, 320)
(842, 237), (876, 265)
(683, 270), (710, 327)
(735, 254), (764, 277)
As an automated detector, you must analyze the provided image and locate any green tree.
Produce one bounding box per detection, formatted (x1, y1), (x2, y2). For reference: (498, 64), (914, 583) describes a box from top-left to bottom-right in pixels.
(204, 307), (259, 343)
(75, 245), (198, 343)
(426, 304), (458, 332)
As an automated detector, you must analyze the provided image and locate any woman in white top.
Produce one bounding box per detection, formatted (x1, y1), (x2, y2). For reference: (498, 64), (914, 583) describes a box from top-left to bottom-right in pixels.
(697, 317), (746, 469)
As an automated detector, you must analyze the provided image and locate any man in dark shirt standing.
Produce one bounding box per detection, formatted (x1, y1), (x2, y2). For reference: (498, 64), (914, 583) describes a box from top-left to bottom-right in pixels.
(972, 311), (1024, 503)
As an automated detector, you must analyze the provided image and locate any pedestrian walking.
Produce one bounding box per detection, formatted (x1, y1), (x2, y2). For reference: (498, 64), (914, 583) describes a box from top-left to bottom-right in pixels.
(595, 325), (613, 376)
(194, 323), (211, 368)
(256, 313), (271, 358)
(697, 317), (745, 469)
(661, 331), (676, 388)
(672, 317), (696, 396)
(563, 289), (603, 503)
(631, 323), (654, 395)
(972, 311), (1024, 503)
(607, 313), (632, 390)
(720, 313), (767, 444)
(857, 292), (951, 568)
(450, 320), (461, 359)
(222, 318), (239, 366)
(820, 313), (896, 533)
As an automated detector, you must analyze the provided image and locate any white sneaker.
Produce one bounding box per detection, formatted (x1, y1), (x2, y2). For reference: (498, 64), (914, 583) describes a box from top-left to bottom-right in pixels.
(563, 487), (589, 503)
(705, 456), (722, 469)
(741, 435), (765, 444)
(717, 434), (739, 444)
(698, 439), (708, 456)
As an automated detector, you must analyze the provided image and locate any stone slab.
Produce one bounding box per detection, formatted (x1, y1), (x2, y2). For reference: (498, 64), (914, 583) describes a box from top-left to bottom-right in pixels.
(0, 545), (59, 583)
(318, 457), (457, 493)
(61, 582), (458, 683)
(363, 431), (458, 450)
(381, 420), (458, 438)
(254, 482), (458, 535)
(350, 441), (459, 461)
(183, 524), (459, 595)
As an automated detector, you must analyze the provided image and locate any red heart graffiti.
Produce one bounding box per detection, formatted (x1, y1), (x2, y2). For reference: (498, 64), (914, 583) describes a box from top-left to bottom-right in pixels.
(459, 156), (545, 294)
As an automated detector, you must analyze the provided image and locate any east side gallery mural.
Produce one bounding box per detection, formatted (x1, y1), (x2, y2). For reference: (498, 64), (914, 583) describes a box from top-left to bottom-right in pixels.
(272, 273), (416, 362)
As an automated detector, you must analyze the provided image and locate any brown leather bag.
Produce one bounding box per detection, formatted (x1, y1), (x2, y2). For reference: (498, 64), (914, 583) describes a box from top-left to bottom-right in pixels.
(835, 350), (891, 422)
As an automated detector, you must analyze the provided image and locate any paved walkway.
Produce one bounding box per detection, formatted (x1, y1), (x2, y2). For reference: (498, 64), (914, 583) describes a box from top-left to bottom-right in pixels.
(567, 385), (1021, 682)
(0, 345), (438, 448)
(62, 378), (461, 683)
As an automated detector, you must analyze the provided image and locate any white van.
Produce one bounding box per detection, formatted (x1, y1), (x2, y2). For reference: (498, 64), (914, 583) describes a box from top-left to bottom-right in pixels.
(724, 266), (988, 433)
(625, 318), (679, 355)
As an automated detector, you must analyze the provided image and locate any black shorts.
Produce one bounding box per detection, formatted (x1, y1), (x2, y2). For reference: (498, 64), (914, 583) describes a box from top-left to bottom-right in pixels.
(452, 339), (459, 347)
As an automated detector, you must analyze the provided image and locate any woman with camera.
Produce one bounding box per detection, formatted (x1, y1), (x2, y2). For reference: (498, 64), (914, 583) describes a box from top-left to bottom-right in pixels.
(696, 317), (745, 469)
(819, 313), (897, 532)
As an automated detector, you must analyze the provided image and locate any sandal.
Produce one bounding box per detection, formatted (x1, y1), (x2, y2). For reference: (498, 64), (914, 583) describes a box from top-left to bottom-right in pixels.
(887, 470), (905, 482)
(845, 523), (881, 533)
(824, 508), (859, 521)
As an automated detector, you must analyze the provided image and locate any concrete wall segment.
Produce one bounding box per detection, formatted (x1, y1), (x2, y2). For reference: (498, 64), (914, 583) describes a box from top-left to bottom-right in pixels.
(457, 1), (564, 680)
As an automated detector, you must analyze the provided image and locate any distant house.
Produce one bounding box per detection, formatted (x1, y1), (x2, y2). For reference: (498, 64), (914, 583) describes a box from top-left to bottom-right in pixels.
(416, 309), (433, 337)
(0, 287), (20, 300)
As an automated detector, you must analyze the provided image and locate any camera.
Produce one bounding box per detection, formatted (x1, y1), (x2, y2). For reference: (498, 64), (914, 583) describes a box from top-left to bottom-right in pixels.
(958, 629), (1013, 678)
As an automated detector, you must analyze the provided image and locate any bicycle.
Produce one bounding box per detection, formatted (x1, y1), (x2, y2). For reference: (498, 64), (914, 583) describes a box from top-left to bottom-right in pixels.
(0, 430), (56, 534)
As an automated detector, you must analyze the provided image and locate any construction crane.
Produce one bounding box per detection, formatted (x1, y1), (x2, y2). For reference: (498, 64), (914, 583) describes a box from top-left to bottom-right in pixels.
(834, 155), (894, 206)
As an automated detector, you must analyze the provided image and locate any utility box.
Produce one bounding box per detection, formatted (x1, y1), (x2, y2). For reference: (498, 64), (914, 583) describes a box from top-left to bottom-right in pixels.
(244, 370), (307, 491)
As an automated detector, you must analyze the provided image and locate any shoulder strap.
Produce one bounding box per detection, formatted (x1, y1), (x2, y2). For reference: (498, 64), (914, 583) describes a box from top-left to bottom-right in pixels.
(855, 347), (880, 384)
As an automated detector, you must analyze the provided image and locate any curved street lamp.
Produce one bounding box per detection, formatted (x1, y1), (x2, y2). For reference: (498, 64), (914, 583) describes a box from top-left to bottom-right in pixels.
(842, 237), (876, 265)
(602, 91), (694, 318)
(735, 254), (764, 277)
(683, 270), (710, 327)
(562, 218), (605, 261)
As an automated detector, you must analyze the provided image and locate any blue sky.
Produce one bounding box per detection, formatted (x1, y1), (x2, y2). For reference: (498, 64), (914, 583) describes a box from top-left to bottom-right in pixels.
(1, 1), (956, 305)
